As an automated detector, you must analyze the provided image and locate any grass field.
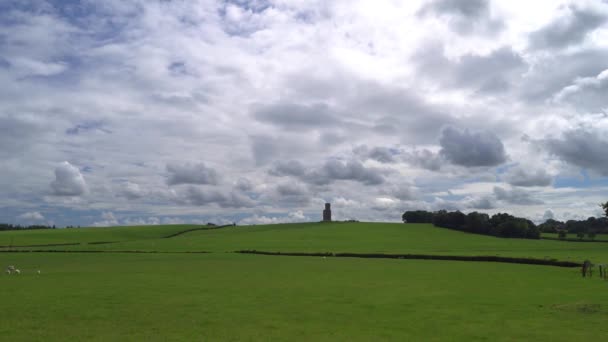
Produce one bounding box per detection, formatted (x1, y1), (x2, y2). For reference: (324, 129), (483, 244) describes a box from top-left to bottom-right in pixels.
(0, 224), (199, 246)
(2, 222), (608, 341)
(5, 222), (608, 262)
(543, 232), (608, 241)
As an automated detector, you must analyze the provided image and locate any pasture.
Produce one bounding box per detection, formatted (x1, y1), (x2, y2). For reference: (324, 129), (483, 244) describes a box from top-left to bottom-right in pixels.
(5, 222), (608, 262)
(0, 224), (199, 247)
(2, 222), (608, 341)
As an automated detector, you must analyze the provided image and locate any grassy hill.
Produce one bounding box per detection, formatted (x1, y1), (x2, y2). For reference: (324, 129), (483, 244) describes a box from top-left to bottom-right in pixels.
(4, 222), (607, 263)
(2, 221), (608, 341)
(0, 224), (200, 246)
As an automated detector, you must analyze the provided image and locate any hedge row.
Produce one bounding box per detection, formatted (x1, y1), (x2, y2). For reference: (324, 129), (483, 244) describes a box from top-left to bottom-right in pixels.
(0, 242), (80, 248)
(541, 237), (608, 243)
(0, 249), (210, 254)
(235, 250), (582, 268)
(162, 224), (235, 238)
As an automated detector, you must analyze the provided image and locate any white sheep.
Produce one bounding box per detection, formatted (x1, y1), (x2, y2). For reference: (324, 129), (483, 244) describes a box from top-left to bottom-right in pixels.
(37, 270), (41, 274)
(14, 269), (20, 274)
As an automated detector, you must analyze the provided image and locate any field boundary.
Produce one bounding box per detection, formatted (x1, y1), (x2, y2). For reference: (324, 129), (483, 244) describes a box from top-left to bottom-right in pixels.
(541, 237), (608, 243)
(0, 242), (80, 248)
(162, 224), (234, 238)
(0, 249), (210, 254)
(0, 224), (235, 248)
(235, 250), (582, 268)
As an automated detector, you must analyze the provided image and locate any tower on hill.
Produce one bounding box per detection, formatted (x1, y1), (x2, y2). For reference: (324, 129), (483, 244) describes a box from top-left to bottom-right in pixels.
(323, 203), (332, 222)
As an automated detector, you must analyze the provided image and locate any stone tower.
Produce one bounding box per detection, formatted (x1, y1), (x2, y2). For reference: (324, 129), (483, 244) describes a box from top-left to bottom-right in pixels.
(322, 203), (332, 222)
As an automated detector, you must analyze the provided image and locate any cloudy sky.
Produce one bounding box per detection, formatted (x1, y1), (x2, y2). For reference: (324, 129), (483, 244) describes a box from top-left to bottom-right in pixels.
(2, 0), (608, 227)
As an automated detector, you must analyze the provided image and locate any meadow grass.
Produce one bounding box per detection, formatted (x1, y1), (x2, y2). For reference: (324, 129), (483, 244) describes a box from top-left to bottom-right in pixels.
(1, 252), (608, 341)
(11, 222), (607, 263)
(0, 224), (198, 246)
(542, 232), (608, 241)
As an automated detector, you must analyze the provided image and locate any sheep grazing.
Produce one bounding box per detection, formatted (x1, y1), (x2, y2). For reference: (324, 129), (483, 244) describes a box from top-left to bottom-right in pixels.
(14, 269), (20, 275)
(37, 270), (41, 274)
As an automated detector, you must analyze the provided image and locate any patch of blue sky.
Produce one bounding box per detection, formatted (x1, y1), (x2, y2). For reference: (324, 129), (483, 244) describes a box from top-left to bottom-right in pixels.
(80, 165), (93, 173)
(495, 163), (517, 175)
(224, 0), (272, 14)
(66, 121), (111, 135)
(554, 171), (608, 188)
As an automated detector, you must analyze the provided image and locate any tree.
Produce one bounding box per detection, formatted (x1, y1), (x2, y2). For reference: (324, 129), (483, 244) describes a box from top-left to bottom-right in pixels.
(558, 230), (567, 240)
(496, 219), (529, 238)
(402, 210), (434, 223)
(588, 231), (597, 241)
(577, 231), (586, 240)
(466, 212), (490, 234)
(602, 201), (608, 217)
(538, 219), (565, 233)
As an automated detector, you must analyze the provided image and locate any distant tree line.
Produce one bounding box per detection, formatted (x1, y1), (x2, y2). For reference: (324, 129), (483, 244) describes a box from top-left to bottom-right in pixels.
(402, 210), (540, 239)
(0, 223), (56, 231)
(538, 217), (608, 240)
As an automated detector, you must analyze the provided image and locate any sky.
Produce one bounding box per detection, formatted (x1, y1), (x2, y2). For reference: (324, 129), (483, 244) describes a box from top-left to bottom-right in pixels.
(1, 0), (608, 227)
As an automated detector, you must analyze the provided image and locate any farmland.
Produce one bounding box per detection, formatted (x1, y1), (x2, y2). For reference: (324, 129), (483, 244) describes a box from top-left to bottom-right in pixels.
(2, 222), (608, 341)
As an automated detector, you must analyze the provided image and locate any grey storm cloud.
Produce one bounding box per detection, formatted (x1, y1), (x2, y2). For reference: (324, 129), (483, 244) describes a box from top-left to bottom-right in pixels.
(0, 115), (45, 157)
(250, 135), (313, 167)
(180, 186), (254, 208)
(453, 48), (526, 93)
(439, 127), (507, 167)
(351, 85), (456, 144)
(404, 149), (444, 171)
(413, 44), (526, 94)
(253, 102), (339, 131)
(493, 186), (543, 205)
(270, 159), (385, 186)
(280, 72), (456, 144)
(504, 167), (552, 187)
(166, 162), (220, 186)
(274, 182), (311, 205)
(529, 6), (608, 50)
(553, 69), (608, 112)
(542, 129), (608, 175)
(311, 159), (385, 186)
(519, 49), (608, 104)
(353, 145), (398, 163)
(465, 196), (496, 209)
(121, 182), (145, 200)
(251, 135), (279, 166)
(390, 185), (416, 201)
(234, 177), (254, 192)
(269, 160), (307, 177)
(417, 0), (503, 35)
(276, 182), (309, 196)
(50, 161), (87, 196)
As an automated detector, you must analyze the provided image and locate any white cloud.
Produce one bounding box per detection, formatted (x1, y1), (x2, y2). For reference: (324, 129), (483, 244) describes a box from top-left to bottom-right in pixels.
(238, 210), (309, 225)
(92, 212), (119, 227)
(17, 211), (45, 221)
(50, 162), (87, 197)
(1, 0), (608, 226)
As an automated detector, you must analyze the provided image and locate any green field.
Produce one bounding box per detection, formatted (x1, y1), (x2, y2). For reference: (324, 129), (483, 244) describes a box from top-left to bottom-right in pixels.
(4, 222), (608, 262)
(543, 232), (608, 241)
(2, 222), (608, 341)
(0, 224), (199, 246)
